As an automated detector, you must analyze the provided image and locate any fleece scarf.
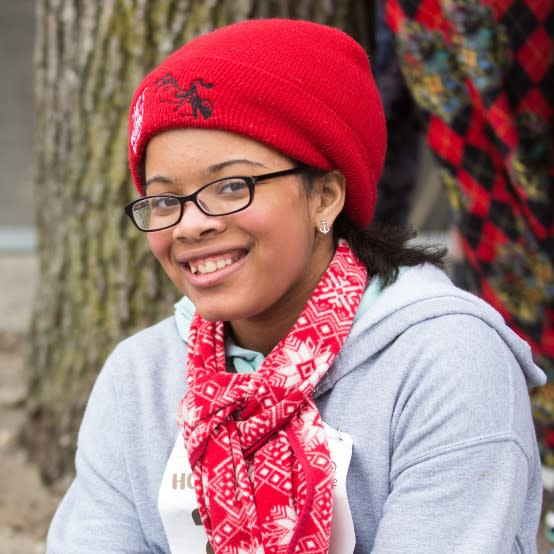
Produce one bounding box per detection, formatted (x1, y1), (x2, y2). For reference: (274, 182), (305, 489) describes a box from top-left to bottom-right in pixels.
(179, 240), (367, 554)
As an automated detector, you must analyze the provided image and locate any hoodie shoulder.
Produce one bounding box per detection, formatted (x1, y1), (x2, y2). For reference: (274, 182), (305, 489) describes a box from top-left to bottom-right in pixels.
(112, 316), (183, 359)
(339, 264), (545, 389)
(105, 315), (187, 393)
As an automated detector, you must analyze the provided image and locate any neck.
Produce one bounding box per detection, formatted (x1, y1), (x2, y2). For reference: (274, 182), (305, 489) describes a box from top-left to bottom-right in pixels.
(229, 249), (333, 356)
(229, 312), (297, 357)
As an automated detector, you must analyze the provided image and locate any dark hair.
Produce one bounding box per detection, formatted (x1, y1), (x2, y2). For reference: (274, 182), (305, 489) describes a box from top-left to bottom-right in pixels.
(302, 167), (447, 287)
(334, 214), (447, 286)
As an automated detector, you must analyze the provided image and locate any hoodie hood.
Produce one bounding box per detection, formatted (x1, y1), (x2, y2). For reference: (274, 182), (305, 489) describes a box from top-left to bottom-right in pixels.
(316, 264), (546, 396)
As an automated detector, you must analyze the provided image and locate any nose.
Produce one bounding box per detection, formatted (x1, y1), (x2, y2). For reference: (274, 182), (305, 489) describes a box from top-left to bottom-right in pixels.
(171, 201), (225, 241)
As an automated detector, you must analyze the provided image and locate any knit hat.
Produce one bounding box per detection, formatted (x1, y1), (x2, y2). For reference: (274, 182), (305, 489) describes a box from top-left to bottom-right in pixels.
(128, 18), (386, 228)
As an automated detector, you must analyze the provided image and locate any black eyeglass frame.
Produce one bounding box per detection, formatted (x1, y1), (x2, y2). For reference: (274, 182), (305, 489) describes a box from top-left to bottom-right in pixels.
(125, 166), (306, 232)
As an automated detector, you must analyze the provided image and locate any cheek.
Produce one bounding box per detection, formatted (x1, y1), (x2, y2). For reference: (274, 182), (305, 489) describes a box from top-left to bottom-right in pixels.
(245, 187), (311, 237)
(241, 201), (314, 275)
(147, 231), (171, 263)
(241, 206), (311, 251)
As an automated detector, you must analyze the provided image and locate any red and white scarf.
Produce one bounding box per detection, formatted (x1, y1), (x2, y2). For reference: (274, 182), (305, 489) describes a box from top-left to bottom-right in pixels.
(179, 240), (367, 554)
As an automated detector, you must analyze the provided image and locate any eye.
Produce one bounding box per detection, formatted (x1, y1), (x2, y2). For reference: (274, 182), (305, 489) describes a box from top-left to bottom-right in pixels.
(150, 196), (180, 210)
(213, 178), (249, 195)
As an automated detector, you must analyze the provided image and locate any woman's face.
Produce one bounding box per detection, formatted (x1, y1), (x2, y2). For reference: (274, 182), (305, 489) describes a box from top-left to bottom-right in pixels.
(144, 128), (338, 331)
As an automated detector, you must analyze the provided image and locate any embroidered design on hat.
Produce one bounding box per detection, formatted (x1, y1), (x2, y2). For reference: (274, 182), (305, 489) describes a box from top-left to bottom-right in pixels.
(155, 73), (214, 120)
(130, 87), (147, 155)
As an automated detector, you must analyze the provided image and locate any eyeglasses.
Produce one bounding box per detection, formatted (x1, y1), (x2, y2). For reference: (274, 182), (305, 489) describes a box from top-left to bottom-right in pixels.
(125, 166), (305, 232)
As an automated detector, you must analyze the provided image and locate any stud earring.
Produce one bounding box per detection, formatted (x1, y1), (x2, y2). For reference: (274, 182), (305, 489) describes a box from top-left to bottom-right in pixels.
(319, 217), (330, 235)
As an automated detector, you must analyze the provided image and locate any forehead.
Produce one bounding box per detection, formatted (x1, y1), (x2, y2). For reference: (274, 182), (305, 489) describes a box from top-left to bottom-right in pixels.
(144, 128), (292, 177)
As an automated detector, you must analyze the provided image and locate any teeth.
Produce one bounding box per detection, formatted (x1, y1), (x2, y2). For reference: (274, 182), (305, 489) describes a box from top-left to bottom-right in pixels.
(189, 257), (234, 275)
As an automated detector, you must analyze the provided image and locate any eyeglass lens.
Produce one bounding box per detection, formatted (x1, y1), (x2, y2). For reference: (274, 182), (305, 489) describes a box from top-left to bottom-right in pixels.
(132, 177), (252, 230)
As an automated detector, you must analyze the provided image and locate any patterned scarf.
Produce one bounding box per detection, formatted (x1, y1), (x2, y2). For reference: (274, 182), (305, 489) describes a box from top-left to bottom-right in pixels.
(179, 240), (367, 554)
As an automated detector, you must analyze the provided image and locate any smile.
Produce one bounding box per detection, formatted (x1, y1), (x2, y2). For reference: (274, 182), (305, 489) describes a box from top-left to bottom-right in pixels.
(187, 252), (245, 276)
(190, 257), (234, 275)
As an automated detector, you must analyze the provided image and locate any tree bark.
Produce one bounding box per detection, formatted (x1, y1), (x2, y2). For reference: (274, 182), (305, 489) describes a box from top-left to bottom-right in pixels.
(24, 0), (374, 484)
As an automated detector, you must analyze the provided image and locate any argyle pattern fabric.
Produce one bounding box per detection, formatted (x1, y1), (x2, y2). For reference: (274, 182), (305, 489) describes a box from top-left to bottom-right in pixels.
(386, 0), (554, 376)
(179, 241), (367, 554)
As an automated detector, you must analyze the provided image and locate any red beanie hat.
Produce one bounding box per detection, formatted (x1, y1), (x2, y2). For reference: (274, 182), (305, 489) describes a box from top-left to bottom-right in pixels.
(128, 18), (386, 228)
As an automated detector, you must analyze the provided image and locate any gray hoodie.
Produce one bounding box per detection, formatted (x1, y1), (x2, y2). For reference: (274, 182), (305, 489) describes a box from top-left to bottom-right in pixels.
(47, 264), (545, 553)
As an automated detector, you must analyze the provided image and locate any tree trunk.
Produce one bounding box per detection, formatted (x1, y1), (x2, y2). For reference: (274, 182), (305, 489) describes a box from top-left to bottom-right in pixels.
(24, 0), (375, 484)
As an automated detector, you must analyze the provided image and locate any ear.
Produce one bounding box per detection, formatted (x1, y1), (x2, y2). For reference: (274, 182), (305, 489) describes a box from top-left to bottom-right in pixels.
(309, 170), (346, 230)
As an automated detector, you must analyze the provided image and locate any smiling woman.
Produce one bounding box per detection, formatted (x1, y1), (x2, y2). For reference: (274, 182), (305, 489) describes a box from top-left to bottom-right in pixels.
(47, 18), (546, 554)
(140, 128), (341, 347)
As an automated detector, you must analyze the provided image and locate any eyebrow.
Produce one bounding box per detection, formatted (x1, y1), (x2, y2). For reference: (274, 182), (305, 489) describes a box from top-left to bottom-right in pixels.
(144, 158), (267, 191)
(144, 175), (174, 190)
(207, 158), (267, 174)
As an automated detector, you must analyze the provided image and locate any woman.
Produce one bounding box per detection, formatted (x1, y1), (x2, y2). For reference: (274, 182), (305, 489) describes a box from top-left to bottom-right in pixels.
(47, 19), (545, 553)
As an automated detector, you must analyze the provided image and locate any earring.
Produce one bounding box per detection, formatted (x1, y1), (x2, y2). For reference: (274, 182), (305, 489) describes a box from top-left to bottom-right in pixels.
(319, 217), (330, 235)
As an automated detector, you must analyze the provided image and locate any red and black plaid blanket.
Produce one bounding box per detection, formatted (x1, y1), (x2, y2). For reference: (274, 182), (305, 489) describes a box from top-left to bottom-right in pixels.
(386, 0), (553, 377)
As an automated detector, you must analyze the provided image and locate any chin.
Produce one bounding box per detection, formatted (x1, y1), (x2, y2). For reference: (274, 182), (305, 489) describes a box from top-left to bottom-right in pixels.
(192, 301), (247, 323)
(193, 295), (270, 323)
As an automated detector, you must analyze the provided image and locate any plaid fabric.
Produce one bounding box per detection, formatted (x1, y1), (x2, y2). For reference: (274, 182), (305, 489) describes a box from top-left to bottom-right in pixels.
(386, 0), (554, 378)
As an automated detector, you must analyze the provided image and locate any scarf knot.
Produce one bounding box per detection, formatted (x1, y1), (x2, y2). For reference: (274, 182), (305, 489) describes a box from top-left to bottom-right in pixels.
(179, 240), (367, 554)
